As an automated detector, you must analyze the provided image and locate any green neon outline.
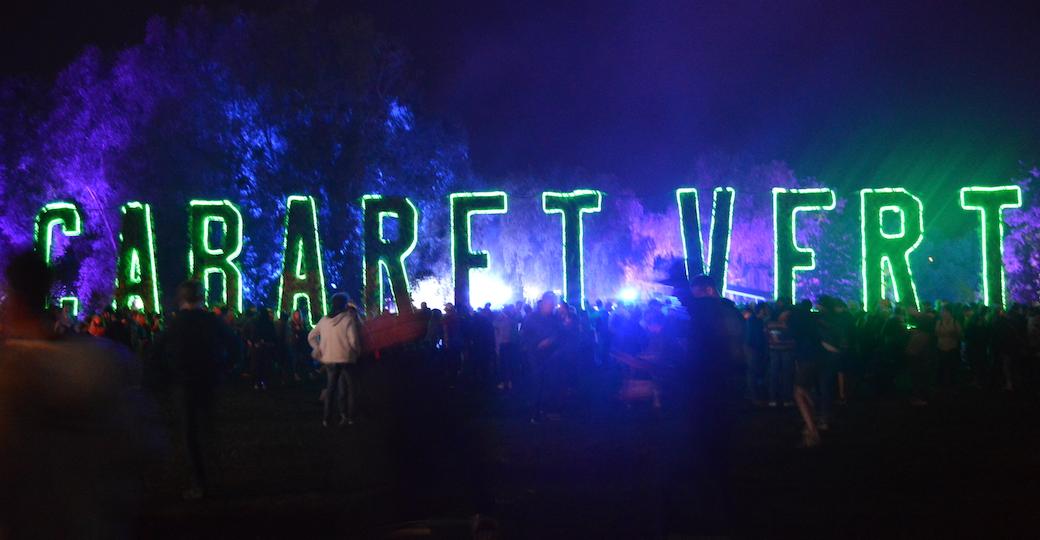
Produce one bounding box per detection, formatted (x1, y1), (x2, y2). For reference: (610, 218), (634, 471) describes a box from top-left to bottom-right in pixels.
(675, 187), (735, 295)
(878, 206), (906, 239)
(449, 191), (509, 308)
(542, 189), (603, 307)
(275, 195), (329, 324)
(361, 194), (419, 313)
(959, 185), (1023, 309)
(860, 188), (924, 311)
(58, 296), (79, 317)
(34, 201), (83, 265)
(675, 188), (703, 280)
(129, 249), (142, 282)
(293, 238), (306, 279)
(114, 201), (161, 313)
(187, 199), (244, 313)
(771, 187), (836, 301)
(33, 201), (83, 310)
(706, 187), (735, 296)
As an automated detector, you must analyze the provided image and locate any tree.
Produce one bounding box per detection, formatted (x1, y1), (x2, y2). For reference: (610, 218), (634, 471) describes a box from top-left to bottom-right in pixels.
(0, 5), (468, 311)
(1005, 167), (1040, 304)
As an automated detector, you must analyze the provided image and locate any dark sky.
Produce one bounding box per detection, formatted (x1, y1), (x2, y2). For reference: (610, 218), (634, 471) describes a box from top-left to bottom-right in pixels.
(3, 0), (1039, 189)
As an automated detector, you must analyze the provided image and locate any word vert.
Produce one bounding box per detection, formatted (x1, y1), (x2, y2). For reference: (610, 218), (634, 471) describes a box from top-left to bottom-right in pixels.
(31, 185), (1023, 317)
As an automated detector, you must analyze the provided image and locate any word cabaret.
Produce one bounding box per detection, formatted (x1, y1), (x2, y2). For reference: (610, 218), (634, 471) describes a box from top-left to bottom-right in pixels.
(33, 186), (1022, 320)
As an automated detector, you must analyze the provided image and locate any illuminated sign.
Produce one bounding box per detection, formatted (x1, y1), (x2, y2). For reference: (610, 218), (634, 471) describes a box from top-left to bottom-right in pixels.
(33, 201), (83, 315)
(542, 189), (602, 307)
(860, 188), (924, 311)
(277, 195), (328, 325)
(676, 187), (735, 294)
(114, 202), (161, 313)
(959, 186), (1023, 309)
(361, 194), (418, 316)
(188, 199), (244, 312)
(27, 184), (1024, 313)
(772, 188), (835, 302)
(451, 191), (508, 309)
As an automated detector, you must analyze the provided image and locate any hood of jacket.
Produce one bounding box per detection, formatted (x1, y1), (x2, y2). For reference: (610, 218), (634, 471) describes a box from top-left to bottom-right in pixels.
(329, 311), (351, 327)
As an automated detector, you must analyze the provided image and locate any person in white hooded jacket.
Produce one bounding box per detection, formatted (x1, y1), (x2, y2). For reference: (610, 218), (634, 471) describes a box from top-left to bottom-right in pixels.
(308, 293), (362, 426)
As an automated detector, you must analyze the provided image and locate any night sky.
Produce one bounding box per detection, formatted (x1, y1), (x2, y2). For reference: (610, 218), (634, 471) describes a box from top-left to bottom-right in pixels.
(3, 0), (1038, 194)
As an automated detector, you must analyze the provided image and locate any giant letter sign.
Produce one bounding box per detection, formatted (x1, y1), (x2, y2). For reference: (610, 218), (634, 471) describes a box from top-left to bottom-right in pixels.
(959, 186), (1022, 309)
(860, 188), (924, 311)
(543, 189), (602, 307)
(187, 200), (244, 312)
(114, 202), (160, 313)
(676, 187), (735, 293)
(362, 195), (418, 315)
(276, 195), (328, 324)
(34, 201), (83, 314)
(450, 191), (508, 310)
(772, 188), (836, 301)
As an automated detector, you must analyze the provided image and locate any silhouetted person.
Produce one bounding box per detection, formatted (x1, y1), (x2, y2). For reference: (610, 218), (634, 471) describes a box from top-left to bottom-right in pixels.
(287, 309), (312, 381)
(520, 291), (561, 423)
(150, 280), (235, 499)
(1, 251), (156, 537)
(247, 308), (278, 390)
(789, 299), (823, 446)
(665, 274), (744, 537)
(102, 307), (132, 347)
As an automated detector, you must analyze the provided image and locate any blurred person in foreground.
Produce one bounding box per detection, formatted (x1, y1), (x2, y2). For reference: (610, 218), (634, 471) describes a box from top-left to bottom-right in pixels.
(520, 291), (561, 424)
(0, 251), (158, 537)
(308, 293), (362, 427)
(150, 280), (236, 500)
(663, 271), (745, 537)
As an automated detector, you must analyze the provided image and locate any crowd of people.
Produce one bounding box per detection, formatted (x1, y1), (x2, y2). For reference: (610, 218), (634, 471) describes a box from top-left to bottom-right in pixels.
(4, 248), (1040, 535)
(34, 276), (1040, 450)
(30, 278), (1040, 432)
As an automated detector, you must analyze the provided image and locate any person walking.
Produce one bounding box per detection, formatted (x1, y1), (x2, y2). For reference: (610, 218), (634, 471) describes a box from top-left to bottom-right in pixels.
(789, 299), (824, 447)
(308, 294), (362, 427)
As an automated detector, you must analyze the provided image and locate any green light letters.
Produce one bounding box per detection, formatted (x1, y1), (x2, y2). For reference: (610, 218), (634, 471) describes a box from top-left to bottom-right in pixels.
(18, 184), (1033, 314)
(276, 195), (328, 324)
(959, 186), (1022, 309)
(187, 200), (244, 312)
(362, 195), (418, 315)
(860, 188), (924, 311)
(542, 189), (602, 307)
(675, 187), (735, 294)
(450, 191), (508, 309)
(114, 202), (161, 313)
(772, 188), (835, 301)
(33, 201), (83, 314)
